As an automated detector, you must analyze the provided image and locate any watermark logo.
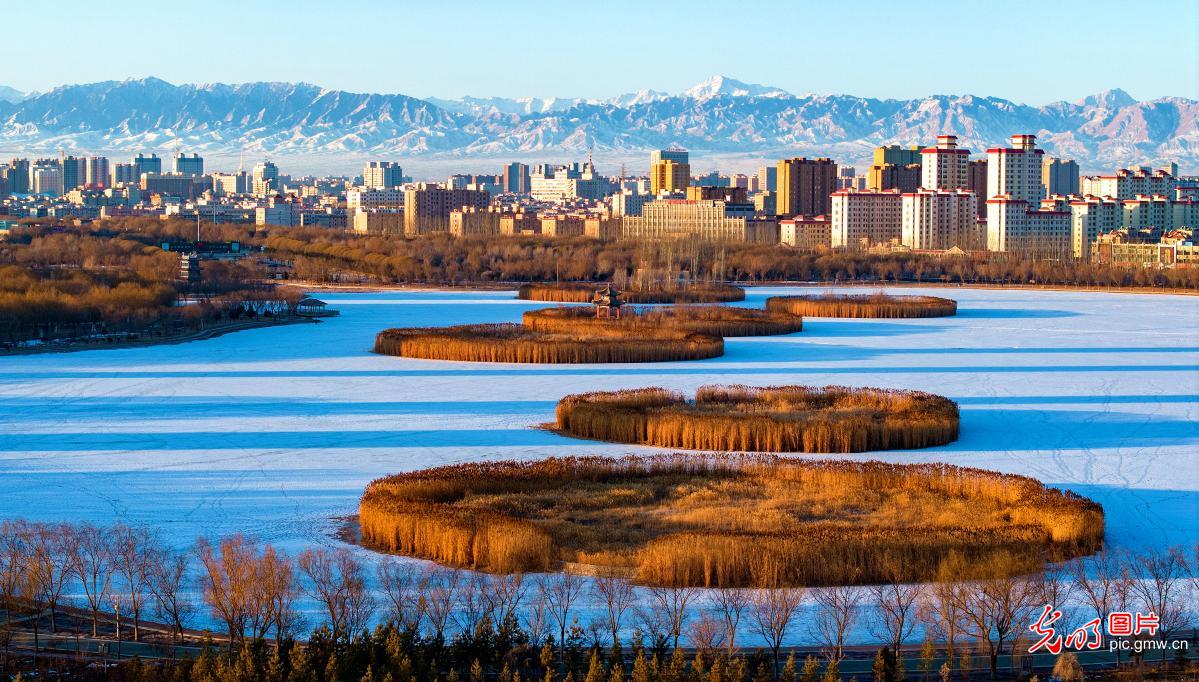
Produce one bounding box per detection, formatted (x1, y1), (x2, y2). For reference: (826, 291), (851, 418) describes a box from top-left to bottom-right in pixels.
(1028, 605), (1177, 654)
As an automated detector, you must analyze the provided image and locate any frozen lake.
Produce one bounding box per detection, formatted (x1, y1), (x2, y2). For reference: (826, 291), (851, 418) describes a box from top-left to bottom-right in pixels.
(1, 285), (1196, 562)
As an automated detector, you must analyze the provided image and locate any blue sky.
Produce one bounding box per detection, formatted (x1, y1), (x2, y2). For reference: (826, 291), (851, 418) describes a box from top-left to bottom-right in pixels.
(5, 0), (1196, 104)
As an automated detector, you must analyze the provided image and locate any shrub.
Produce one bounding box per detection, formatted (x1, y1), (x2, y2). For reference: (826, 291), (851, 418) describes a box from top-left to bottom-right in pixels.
(373, 324), (723, 363)
(521, 305), (803, 337)
(555, 385), (960, 452)
(358, 454), (1104, 588)
(517, 282), (746, 304)
(765, 293), (957, 318)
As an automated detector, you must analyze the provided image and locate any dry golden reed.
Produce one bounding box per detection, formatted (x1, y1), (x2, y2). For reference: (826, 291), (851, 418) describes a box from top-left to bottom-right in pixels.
(555, 385), (959, 453)
(765, 293), (957, 318)
(517, 282), (746, 304)
(522, 305), (803, 337)
(374, 323), (723, 363)
(358, 453), (1104, 588)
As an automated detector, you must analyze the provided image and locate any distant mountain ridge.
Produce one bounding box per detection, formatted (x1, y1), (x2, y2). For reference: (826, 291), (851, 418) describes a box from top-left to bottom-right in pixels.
(0, 75), (1194, 171)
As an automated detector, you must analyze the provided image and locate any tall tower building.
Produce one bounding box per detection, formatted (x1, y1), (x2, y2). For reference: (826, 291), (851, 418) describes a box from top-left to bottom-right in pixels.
(61, 156), (87, 191)
(967, 159), (988, 218)
(252, 160), (280, 195)
(174, 153), (205, 176)
(363, 161), (404, 189)
(987, 134), (1045, 203)
(756, 165), (777, 192)
(6, 159), (30, 194)
(502, 162), (530, 194)
(86, 157), (110, 188)
(1042, 157), (1079, 196)
(776, 157), (837, 217)
(133, 153), (162, 179)
(920, 135), (970, 190)
(650, 149), (689, 194)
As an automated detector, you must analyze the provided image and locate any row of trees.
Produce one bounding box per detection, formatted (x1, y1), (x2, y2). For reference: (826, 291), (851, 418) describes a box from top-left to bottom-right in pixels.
(0, 225), (302, 346)
(1, 519), (1196, 681)
(61, 216), (1199, 290)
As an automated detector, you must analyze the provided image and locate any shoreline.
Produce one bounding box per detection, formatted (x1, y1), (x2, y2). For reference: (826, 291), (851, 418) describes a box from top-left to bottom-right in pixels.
(291, 279), (1199, 296)
(0, 316), (316, 357)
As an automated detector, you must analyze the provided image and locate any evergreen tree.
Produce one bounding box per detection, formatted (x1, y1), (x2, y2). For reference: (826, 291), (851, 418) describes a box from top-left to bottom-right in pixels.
(919, 640), (935, 680)
(585, 651), (607, 682)
(472, 659), (487, 682)
(801, 655), (820, 682)
(781, 654), (797, 682)
(633, 650), (653, 682)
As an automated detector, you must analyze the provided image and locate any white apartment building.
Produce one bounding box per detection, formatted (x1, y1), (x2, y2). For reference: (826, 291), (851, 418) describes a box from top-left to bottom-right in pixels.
(1081, 168), (1177, 200)
(347, 188), (404, 211)
(901, 189), (979, 250)
(31, 165), (63, 196)
(362, 161), (403, 190)
(830, 189), (903, 249)
(986, 134), (1071, 257)
(1069, 197), (1122, 260)
(921, 135), (970, 190)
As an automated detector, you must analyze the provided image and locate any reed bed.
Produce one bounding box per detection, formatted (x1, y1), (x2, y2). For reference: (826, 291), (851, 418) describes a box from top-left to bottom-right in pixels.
(358, 453), (1104, 587)
(517, 282), (746, 304)
(765, 292), (957, 318)
(522, 304), (803, 337)
(555, 385), (959, 453)
(373, 324), (723, 363)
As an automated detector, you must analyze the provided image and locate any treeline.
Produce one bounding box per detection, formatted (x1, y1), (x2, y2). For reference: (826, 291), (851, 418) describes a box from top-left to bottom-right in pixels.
(1, 519), (1195, 681)
(0, 224), (300, 346)
(18, 218), (1199, 290)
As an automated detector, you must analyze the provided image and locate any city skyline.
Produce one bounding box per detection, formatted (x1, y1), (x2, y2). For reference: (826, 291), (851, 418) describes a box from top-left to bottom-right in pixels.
(2, 0), (1196, 105)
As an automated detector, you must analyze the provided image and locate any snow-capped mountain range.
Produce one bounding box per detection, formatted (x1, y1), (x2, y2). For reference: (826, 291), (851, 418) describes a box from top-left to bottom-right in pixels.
(0, 75), (1195, 171)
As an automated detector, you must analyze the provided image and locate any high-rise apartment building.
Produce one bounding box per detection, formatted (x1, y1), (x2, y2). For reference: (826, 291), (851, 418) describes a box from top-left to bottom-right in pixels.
(873, 145), (923, 167)
(212, 171), (251, 196)
(1042, 158), (1079, 196)
(502, 162), (530, 194)
(1080, 167), (1177, 200)
(866, 163), (921, 192)
(756, 165), (777, 192)
(402, 185), (490, 236)
(921, 135), (970, 190)
(776, 157), (837, 217)
(650, 150), (690, 194)
(62, 156), (87, 191)
(111, 162), (138, 186)
(133, 153), (162, 178)
(252, 161), (280, 195)
(1069, 196), (1122, 261)
(31, 164), (64, 196)
(901, 189), (981, 251)
(174, 153), (205, 176)
(363, 161), (404, 189)
(986, 135), (1070, 257)
(967, 159), (988, 217)
(829, 189), (903, 249)
(6, 159), (30, 194)
(86, 157), (109, 189)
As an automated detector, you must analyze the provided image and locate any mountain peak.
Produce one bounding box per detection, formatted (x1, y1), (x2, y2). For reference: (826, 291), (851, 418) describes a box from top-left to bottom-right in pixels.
(683, 75), (791, 100)
(1078, 88), (1137, 109)
(0, 85), (26, 103)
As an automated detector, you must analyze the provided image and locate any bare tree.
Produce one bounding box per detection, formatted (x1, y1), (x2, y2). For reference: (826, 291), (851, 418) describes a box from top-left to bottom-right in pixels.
(1129, 546), (1188, 661)
(646, 584), (698, 651)
(423, 566), (460, 641)
(147, 546), (193, 643)
(870, 563), (923, 652)
(525, 576), (552, 647)
(486, 572), (526, 630)
(113, 524), (157, 641)
(811, 585), (863, 663)
(750, 587), (806, 679)
(593, 573), (635, 649)
(686, 612), (725, 655)
(920, 557), (968, 666)
(69, 523), (116, 637)
(258, 545), (301, 642)
(952, 555), (1039, 680)
(456, 572), (492, 635)
(298, 547), (375, 642)
(545, 571), (584, 659)
(377, 560), (418, 628)
(196, 535), (257, 645)
(0, 521), (30, 626)
(30, 524), (72, 634)
(713, 586), (751, 654)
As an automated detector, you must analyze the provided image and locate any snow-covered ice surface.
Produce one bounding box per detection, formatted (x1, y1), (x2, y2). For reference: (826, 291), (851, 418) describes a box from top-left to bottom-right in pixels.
(1, 286), (1197, 637)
